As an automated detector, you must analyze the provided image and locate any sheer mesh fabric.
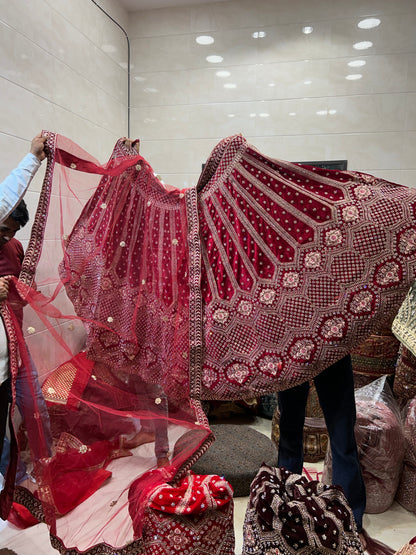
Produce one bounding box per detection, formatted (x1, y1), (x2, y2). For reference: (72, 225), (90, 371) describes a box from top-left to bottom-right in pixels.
(1, 133), (212, 553)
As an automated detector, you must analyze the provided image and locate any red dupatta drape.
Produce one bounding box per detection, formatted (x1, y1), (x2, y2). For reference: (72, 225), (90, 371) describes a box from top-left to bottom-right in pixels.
(1, 133), (212, 554)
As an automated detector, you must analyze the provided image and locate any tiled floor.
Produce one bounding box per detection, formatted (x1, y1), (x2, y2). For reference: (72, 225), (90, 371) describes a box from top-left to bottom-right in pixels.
(1, 416), (415, 554)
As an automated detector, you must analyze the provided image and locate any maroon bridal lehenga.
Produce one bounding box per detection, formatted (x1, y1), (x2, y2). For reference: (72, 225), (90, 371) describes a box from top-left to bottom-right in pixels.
(1, 132), (416, 553)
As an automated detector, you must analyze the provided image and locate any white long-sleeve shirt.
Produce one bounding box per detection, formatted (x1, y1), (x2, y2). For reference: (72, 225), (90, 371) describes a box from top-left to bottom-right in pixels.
(0, 152), (41, 384)
(0, 153), (41, 223)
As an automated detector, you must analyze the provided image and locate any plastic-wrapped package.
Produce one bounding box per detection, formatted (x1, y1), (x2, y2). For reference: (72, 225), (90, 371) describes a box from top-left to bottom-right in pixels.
(323, 376), (405, 513)
(395, 397), (416, 513)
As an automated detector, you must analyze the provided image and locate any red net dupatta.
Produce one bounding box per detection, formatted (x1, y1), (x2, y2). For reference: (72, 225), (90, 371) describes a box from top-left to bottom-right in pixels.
(3, 132), (212, 554)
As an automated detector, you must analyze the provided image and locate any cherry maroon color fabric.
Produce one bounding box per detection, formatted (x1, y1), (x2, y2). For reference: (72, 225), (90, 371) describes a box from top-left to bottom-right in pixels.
(194, 135), (416, 399)
(2, 132), (416, 554)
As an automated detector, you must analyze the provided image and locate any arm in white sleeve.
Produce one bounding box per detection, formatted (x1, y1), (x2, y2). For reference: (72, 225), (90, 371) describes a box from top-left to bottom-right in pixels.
(0, 153), (41, 223)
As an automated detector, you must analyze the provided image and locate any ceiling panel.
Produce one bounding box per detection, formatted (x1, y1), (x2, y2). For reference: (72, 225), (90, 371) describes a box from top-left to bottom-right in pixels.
(117, 0), (229, 12)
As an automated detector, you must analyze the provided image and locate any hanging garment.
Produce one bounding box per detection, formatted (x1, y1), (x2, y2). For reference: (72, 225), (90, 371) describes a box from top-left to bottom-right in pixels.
(2, 132), (416, 554)
(194, 135), (416, 399)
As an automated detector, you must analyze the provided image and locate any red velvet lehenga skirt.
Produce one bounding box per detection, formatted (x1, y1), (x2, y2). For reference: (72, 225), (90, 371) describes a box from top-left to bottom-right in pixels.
(1, 132), (416, 553)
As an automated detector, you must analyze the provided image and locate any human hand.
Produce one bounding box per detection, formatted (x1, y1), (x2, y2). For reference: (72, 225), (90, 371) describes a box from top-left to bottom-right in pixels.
(0, 277), (10, 302)
(122, 138), (140, 153)
(30, 133), (47, 161)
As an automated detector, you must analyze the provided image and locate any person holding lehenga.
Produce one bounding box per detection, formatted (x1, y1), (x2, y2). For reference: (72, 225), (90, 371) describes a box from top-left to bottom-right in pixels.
(4, 131), (416, 554)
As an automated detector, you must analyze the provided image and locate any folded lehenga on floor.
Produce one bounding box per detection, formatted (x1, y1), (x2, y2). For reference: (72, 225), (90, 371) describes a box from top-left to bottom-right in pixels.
(1, 132), (416, 554)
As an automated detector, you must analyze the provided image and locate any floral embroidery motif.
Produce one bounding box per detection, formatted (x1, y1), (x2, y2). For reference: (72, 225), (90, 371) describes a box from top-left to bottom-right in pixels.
(244, 524), (255, 546)
(259, 355), (282, 376)
(260, 289), (276, 304)
(398, 228), (416, 255)
(342, 205), (359, 222)
(166, 527), (190, 550)
(238, 300), (253, 315)
(325, 229), (343, 246)
(282, 272), (299, 288)
(227, 363), (250, 384)
(354, 184), (371, 200)
(320, 317), (346, 339)
(203, 368), (217, 387)
(304, 252), (321, 268)
(375, 261), (401, 286)
(213, 308), (229, 324)
(290, 339), (315, 361)
(349, 290), (374, 315)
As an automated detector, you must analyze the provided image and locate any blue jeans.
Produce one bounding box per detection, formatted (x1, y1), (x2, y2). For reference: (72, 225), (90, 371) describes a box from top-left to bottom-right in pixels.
(0, 354), (52, 479)
(277, 355), (366, 531)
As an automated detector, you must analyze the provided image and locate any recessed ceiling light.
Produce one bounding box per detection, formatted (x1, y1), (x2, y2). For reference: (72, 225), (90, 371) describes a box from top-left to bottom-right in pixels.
(259, 113), (270, 118)
(268, 83), (276, 87)
(134, 76), (146, 82)
(302, 26), (314, 34)
(252, 31), (266, 39)
(358, 17), (381, 29)
(304, 80), (312, 85)
(249, 113), (257, 117)
(144, 87), (159, 93)
(353, 41), (373, 50)
(317, 110), (328, 116)
(224, 83), (237, 89)
(348, 59), (366, 67)
(216, 70), (231, 77)
(196, 35), (215, 45)
(289, 112), (297, 116)
(345, 74), (363, 80)
(206, 55), (223, 63)
(228, 114), (236, 118)
(328, 109), (337, 115)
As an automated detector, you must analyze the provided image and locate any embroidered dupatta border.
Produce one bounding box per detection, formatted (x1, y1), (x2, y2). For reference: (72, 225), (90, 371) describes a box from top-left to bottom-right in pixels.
(0, 304), (21, 518)
(19, 131), (56, 288)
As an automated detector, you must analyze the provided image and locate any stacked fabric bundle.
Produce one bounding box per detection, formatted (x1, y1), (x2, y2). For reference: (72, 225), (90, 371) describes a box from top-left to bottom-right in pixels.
(323, 377), (405, 513)
(351, 327), (400, 389)
(393, 346), (416, 402)
(242, 464), (363, 555)
(395, 397), (416, 514)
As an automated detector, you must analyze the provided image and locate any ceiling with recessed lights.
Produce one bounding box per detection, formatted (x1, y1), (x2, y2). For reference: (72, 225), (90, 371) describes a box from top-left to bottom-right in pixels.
(117, 0), (228, 11)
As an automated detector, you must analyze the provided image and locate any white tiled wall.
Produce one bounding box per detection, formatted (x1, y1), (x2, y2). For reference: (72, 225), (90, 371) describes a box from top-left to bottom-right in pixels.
(128, 0), (416, 189)
(0, 0), (129, 243)
(0, 0), (129, 380)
